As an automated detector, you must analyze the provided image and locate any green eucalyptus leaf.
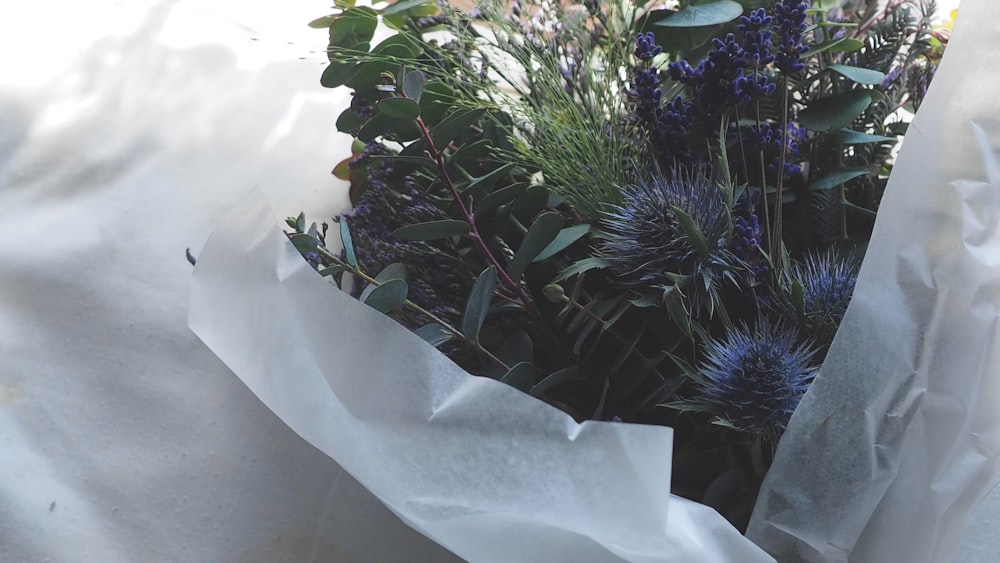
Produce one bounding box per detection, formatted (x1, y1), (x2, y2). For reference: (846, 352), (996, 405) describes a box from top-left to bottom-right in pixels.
(377, 97), (421, 119)
(328, 7), (378, 48)
(530, 366), (581, 397)
(663, 286), (692, 338)
(474, 182), (526, 215)
(828, 64), (885, 85)
(382, 0), (433, 16)
(392, 220), (469, 241)
(340, 219), (357, 267)
(357, 113), (421, 142)
(808, 168), (869, 191)
(308, 15), (338, 29)
(461, 163), (518, 195)
(321, 62), (361, 88)
(335, 109), (365, 133)
(837, 129), (896, 144)
(401, 70), (426, 102)
(532, 224), (590, 263)
(462, 266), (498, 341)
(289, 233), (317, 254)
(799, 90), (872, 132)
(654, 1), (743, 27)
(499, 362), (535, 391)
(361, 278), (408, 313)
(511, 185), (549, 222)
(415, 323), (453, 347)
(375, 262), (407, 282)
(430, 108), (487, 148)
(508, 212), (564, 280)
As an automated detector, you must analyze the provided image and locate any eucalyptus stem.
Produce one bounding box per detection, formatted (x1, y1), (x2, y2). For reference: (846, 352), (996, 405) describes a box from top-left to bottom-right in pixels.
(314, 245), (511, 371)
(413, 113), (543, 319)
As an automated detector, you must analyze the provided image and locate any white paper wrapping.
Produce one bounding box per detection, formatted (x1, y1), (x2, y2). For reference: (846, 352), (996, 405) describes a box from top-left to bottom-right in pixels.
(189, 190), (775, 562)
(746, 1), (1000, 561)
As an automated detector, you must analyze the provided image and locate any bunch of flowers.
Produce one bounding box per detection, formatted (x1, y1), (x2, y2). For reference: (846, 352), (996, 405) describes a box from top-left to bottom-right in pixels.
(287, 0), (946, 531)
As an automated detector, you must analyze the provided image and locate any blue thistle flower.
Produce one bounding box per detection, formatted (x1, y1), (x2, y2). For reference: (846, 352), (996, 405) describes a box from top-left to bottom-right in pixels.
(597, 170), (732, 293)
(695, 321), (818, 432)
(779, 250), (859, 343)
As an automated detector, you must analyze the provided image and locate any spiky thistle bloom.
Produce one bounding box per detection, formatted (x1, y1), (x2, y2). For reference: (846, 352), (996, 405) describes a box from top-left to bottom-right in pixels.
(695, 321), (818, 432)
(597, 170), (733, 297)
(777, 250), (859, 344)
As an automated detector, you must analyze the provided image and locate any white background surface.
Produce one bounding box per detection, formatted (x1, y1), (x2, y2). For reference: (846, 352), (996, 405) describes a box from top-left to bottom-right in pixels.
(0, 0), (993, 561)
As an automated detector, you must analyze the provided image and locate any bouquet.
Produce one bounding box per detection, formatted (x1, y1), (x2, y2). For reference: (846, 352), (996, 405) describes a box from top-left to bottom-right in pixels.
(189, 0), (1000, 561)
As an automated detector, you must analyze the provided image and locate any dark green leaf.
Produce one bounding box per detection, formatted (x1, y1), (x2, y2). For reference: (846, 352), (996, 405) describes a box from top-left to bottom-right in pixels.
(511, 185), (549, 222)
(808, 168), (868, 191)
(663, 286), (692, 338)
(382, 0), (433, 16)
(532, 224), (590, 263)
(462, 266), (498, 341)
(508, 212), (564, 280)
(392, 220), (469, 241)
(328, 7), (378, 48)
(654, 1), (743, 27)
(430, 108), (487, 148)
(799, 90), (872, 132)
(500, 362), (535, 391)
(357, 113), (421, 142)
(474, 182), (526, 215)
(361, 278), (408, 313)
(375, 262), (407, 282)
(791, 279), (805, 317)
(401, 70), (426, 102)
(530, 366), (581, 397)
(414, 323), (453, 347)
(336, 109), (365, 133)
(377, 97), (421, 119)
(289, 233), (317, 254)
(828, 64), (885, 85)
(486, 330), (533, 379)
(308, 15), (338, 29)
(554, 256), (611, 282)
(462, 163), (518, 195)
(671, 206), (711, 253)
(321, 62), (361, 88)
(340, 219), (357, 267)
(836, 129), (896, 144)
(295, 212), (306, 233)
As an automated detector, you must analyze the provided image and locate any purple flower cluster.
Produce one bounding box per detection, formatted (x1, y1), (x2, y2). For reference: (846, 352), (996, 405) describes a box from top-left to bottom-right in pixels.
(742, 121), (807, 181)
(774, 0), (810, 74)
(342, 143), (474, 328)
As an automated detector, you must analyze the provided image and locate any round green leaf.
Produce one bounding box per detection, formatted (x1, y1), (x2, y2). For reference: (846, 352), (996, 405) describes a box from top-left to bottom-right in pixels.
(799, 90), (873, 132)
(828, 64), (886, 85)
(654, 1), (743, 28)
(377, 97), (421, 119)
(361, 279), (408, 313)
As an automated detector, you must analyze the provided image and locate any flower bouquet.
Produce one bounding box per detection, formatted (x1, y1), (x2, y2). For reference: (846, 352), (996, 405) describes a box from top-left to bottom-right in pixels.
(189, 0), (1000, 561)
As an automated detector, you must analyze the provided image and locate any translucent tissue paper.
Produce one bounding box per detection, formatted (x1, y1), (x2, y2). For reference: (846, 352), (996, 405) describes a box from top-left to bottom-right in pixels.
(189, 2), (999, 562)
(746, 1), (1000, 561)
(189, 190), (773, 563)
